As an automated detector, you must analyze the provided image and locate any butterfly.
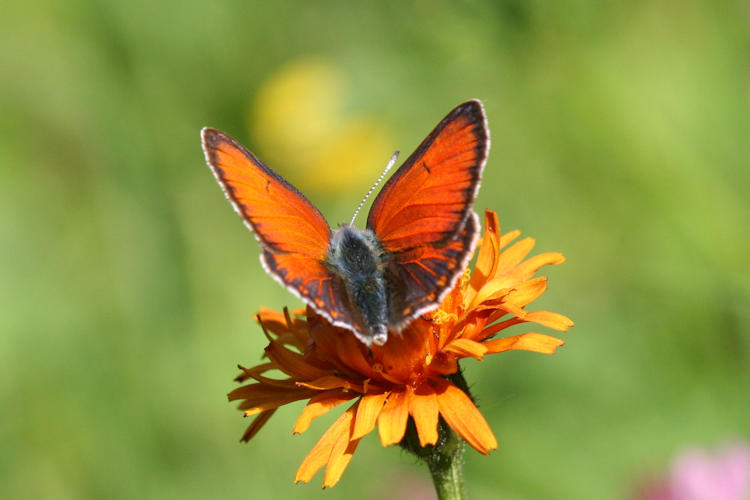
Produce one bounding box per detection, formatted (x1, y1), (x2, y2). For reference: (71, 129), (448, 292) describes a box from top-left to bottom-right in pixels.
(201, 100), (489, 346)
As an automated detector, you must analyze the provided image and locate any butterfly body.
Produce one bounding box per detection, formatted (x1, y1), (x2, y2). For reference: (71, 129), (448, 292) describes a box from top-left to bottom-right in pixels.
(202, 100), (489, 346)
(326, 225), (389, 345)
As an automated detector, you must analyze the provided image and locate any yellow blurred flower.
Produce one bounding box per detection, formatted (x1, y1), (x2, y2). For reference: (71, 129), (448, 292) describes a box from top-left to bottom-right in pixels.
(250, 58), (392, 194)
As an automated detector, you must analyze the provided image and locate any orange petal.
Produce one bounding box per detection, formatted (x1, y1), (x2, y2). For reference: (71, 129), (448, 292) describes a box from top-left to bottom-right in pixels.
(503, 277), (548, 307)
(289, 306), (307, 316)
(498, 301), (527, 318)
(352, 392), (387, 440)
(476, 310), (573, 342)
(295, 404), (356, 485)
(308, 319), (380, 382)
(375, 324), (432, 383)
(474, 316), (523, 341)
(407, 385), (439, 446)
(499, 229), (521, 249)
(484, 333), (565, 355)
(469, 280), (514, 309)
(377, 390), (409, 446)
(496, 237), (535, 274)
(434, 379), (497, 455)
(427, 351), (459, 376)
(523, 310), (574, 331)
(444, 338), (489, 361)
(265, 340), (329, 380)
(255, 307), (288, 332)
(234, 364), (296, 387)
(293, 390), (356, 434)
(228, 384), (316, 416)
(240, 408), (276, 442)
(514, 252), (566, 280)
(297, 375), (364, 393)
(469, 210), (501, 299)
(323, 417), (361, 488)
(333, 334), (382, 380)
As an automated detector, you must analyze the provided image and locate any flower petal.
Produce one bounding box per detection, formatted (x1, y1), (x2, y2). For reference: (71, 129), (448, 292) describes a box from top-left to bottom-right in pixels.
(495, 237), (535, 274)
(469, 281), (513, 309)
(293, 390), (356, 434)
(469, 210), (501, 298)
(265, 340), (329, 380)
(444, 338), (489, 361)
(497, 301), (527, 318)
(408, 385), (439, 446)
(478, 277), (547, 308)
(503, 277), (548, 307)
(323, 409), (361, 488)
(295, 404), (356, 485)
(375, 325), (431, 383)
(523, 310), (574, 331)
(484, 332), (565, 355)
(499, 229), (521, 249)
(235, 364), (297, 387)
(514, 252), (566, 280)
(255, 307), (289, 332)
(240, 408), (277, 442)
(474, 317), (523, 341)
(477, 310), (573, 342)
(434, 379), (497, 455)
(257, 307), (307, 348)
(377, 390), (409, 446)
(351, 392), (387, 440)
(228, 384), (316, 416)
(297, 375), (364, 393)
(427, 351), (459, 375)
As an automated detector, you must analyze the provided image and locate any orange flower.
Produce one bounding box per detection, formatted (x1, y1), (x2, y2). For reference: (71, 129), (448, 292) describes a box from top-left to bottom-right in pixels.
(228, 210), (574, 487)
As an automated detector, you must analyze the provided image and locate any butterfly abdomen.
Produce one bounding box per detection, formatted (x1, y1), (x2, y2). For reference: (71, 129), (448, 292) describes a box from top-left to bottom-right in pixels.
(328, 226), (389, 345)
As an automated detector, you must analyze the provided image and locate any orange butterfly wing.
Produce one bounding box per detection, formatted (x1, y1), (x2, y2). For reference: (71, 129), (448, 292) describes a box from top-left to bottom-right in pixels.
(367, 101), (489, 326)
(367, 100), (488, 251)
(202, 128), (330, 257)
(201, 128), (353, 326)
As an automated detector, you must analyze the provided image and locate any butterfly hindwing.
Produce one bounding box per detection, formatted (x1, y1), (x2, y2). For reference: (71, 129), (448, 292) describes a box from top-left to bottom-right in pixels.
(260, 251), (358, 328)
(386, 211), (479, 328)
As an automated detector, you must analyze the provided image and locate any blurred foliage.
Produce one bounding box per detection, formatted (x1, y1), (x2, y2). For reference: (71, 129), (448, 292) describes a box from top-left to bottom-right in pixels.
(1, 1), (749, 499)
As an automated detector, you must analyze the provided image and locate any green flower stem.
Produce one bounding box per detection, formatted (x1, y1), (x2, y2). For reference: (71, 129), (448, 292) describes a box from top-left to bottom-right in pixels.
(401, 419), (467, 500)
(426, 425), (466, 500)
(400, 369), (470, 500)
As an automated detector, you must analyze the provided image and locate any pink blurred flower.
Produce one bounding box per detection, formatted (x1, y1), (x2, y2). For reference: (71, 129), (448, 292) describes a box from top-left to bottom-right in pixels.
(637, 442), (750, 500)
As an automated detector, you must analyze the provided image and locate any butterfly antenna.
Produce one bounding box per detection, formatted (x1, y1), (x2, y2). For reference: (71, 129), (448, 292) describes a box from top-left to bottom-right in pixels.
(350, 150), (400, 226)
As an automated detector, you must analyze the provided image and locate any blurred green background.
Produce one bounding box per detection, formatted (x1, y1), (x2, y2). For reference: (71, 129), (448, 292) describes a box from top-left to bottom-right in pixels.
(2, 1), (749, 498)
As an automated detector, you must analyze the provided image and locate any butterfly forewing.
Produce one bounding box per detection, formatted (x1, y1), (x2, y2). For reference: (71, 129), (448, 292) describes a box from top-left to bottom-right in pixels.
(201, 128), (331, 258)
(367, 100), (488, 252)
